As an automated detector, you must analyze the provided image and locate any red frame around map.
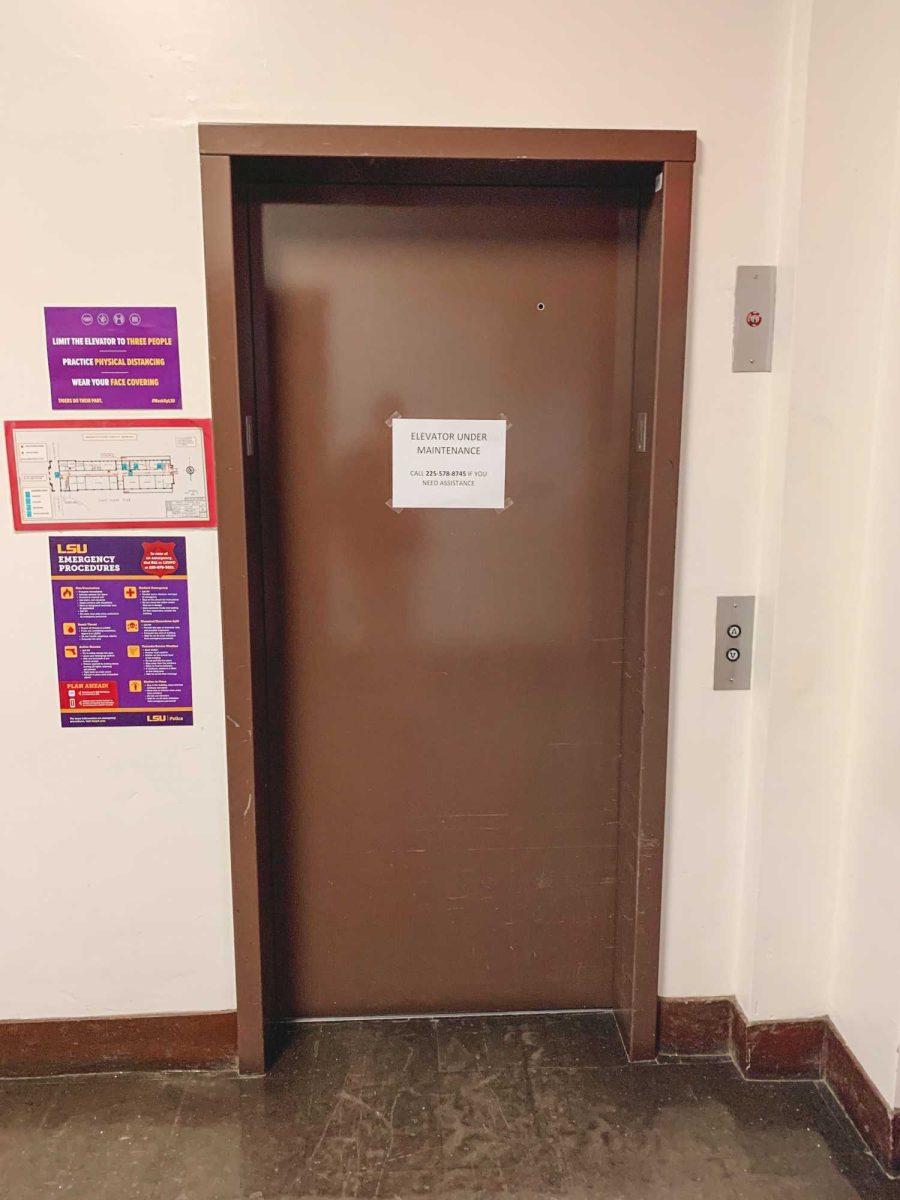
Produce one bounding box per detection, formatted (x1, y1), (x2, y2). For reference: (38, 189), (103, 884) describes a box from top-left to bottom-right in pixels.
(4, 418), (217, 530)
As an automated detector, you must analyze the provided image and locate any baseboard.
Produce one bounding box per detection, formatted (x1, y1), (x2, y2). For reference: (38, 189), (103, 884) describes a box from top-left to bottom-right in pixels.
(658, 995), (733, 1056)
(658, 996), (899, 1175)
(732, 1005), (826, 1080)
(823, 1020), (900, 1176)
(2, 1001), (894, 1170)
(0, 1010), (237, 1077)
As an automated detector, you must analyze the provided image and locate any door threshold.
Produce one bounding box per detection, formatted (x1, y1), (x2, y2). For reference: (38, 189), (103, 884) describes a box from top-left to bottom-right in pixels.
(279, 1006), (611, 1025)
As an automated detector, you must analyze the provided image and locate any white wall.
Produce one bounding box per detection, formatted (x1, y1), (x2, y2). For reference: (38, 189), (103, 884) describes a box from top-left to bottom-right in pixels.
(735, 0), (813, 1014)
(3, 0), (899, 1109)
(1, 0), (793, 1021)
(739, 0), (896, 1020)
(735, 0), (900, 1106)
(823, 2), (900, 1107)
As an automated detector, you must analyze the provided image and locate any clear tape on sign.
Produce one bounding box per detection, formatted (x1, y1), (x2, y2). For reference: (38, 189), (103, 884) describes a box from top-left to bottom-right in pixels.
(386, 410), (511, 428)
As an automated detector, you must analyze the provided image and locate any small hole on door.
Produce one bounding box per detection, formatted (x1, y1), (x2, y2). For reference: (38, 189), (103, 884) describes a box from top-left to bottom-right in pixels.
(536, 302), (546, 311)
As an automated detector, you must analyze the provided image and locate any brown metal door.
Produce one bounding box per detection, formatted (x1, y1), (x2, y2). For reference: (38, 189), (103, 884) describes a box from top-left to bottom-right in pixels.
(257, 187), (636, 1017)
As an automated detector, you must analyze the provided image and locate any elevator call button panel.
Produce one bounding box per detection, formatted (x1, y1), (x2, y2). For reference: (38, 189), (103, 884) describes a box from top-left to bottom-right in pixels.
(714, 595), (755, 690)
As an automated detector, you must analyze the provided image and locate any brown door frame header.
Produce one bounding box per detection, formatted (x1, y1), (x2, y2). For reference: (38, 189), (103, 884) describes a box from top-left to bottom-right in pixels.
(199, 123), (696, 163)
(199, 124), (694, 1073)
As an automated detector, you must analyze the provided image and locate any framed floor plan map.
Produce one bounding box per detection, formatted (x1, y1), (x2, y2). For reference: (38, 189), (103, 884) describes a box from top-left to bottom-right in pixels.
(4, 419), (216, 530)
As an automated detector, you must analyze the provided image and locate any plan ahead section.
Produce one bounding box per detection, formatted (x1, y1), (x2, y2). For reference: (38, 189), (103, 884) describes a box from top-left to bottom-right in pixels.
(5, 419), (216, 530)
(391, 418), (507, 509)
(50, 536), (193, 728)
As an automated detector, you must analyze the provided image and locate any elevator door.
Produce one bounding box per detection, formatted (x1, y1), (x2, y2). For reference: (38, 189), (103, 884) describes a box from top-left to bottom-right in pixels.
(257, 187), (636, 1017)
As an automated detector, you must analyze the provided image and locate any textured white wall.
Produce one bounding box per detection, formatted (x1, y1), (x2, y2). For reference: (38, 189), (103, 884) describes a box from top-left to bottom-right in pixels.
(734, 0), (900, 1106)
(824, 1), (900, 1106)
(739, 0), (890, 1020)
(0, 0), (794, 1022)
(18, 0), (900, 1111)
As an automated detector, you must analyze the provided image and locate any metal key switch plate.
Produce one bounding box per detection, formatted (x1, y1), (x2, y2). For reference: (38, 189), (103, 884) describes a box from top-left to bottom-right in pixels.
(714, 596), (755, 690)
(732, 266), (776, 372)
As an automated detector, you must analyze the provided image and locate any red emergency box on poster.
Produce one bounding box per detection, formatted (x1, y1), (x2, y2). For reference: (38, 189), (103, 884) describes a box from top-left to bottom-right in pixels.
(58, 680), (119, 711)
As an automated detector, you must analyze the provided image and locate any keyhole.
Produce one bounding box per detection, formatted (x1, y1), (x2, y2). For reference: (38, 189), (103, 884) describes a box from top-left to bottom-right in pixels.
(536, 301), (546, 311)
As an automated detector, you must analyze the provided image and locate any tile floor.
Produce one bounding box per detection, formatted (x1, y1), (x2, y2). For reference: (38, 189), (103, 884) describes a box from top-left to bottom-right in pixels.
(2, 1012), (899, 1198)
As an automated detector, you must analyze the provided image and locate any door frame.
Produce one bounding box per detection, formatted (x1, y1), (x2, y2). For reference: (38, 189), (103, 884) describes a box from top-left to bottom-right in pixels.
(198, 124), (695, 1073)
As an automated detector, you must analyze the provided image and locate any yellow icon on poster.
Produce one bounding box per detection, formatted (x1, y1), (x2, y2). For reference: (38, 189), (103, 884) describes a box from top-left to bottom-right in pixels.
(62, 622), (77, 635)
(127, 645), (141, 658)
(125, 619), (139, 633)
(129, 680), (143, 693)
(60, 586), (74, 600)
(123, 586), (138, 599)
(64, 645), (79, 658)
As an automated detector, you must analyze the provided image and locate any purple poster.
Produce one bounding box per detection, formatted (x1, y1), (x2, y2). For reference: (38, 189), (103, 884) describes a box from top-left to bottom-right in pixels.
(44, 307), (181, 410)
(50, 536), (193, 728)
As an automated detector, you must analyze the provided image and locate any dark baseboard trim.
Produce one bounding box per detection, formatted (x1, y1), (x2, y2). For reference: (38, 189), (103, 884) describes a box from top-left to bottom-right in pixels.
(658, 995), (733, 1056)
(658, 996), (899, 1175)
(0, 1010), (237, 1077)
(732, 1006), (826, 1080)
(823, 1020), (900, 1176)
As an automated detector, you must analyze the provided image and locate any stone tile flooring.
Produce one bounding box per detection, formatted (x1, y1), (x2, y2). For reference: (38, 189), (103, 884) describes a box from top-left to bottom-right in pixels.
(2, 1012), (899, 1198)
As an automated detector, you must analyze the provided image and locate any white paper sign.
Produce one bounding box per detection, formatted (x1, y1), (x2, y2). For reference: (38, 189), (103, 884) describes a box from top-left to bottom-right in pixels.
(391, 418), (507, 509)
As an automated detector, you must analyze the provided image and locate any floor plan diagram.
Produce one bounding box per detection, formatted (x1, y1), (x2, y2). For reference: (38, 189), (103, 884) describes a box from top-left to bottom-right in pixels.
(52, 456), (177, 494)
(5, 419), (216, 529)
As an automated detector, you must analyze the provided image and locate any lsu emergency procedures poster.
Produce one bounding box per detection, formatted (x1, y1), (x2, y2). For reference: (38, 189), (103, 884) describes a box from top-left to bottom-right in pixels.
(50, 536), (193, 728)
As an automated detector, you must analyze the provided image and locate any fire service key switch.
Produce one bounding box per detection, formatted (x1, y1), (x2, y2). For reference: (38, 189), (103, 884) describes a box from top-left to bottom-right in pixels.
(714, 596), (755, 691)
(732, 266), (776, 372)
